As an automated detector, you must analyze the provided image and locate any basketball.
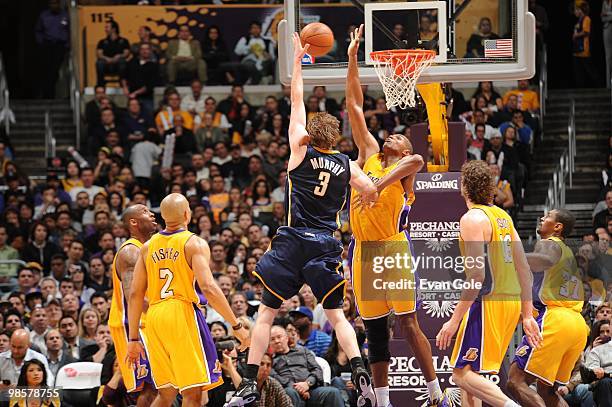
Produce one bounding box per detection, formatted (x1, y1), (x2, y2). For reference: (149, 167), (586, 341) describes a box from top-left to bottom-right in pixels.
(300, 22), (334, 57)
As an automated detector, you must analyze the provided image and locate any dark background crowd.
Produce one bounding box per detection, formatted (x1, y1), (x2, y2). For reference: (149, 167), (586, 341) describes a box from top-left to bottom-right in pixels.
(0, 0), (610, 405)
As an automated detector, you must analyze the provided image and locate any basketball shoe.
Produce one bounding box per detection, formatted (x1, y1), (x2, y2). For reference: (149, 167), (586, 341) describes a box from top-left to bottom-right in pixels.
(353, 368), (376, 407)
(224, 378), (259, 407)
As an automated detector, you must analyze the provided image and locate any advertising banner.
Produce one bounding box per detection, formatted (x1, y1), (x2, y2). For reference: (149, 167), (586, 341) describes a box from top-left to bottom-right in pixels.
(77, 4), (362, 87)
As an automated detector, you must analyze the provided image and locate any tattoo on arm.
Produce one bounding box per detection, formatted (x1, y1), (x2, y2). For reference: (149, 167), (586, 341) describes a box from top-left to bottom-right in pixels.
(119, 245), (140, 299)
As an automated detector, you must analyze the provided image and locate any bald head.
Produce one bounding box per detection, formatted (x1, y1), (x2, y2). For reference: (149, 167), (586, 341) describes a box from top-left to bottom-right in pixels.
(122, 204), (146, 225)
(160, 193), (191, 227)
(10, 329), (30, 360)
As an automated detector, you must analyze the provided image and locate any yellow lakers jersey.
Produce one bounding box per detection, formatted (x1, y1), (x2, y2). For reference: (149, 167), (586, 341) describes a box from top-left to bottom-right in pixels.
(145, 229), (199, 306)
(109, 238), (143, 329)
(460, 204), (520, 297)
(534, 237), (584, 312)
(350, 154), (415, 241)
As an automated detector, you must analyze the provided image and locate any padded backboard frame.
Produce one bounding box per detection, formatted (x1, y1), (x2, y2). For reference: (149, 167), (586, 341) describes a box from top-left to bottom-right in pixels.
(279, 0), (535, 86)
(364, 1), (447, 65)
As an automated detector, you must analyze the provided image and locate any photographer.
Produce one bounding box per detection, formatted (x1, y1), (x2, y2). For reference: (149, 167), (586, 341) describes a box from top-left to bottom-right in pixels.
(585, 319), (612, 405)
(207, 337), (242, 407)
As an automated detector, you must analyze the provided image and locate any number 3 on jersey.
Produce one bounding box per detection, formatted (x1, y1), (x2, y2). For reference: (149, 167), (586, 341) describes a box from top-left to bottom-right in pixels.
(314, 171), (331, 197)
(159, 268), (174, 299)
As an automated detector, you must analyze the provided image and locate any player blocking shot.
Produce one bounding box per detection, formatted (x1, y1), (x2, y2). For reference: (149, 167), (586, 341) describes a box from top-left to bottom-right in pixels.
(225, 33), (378, 407)
(345, 25), (449, 407)
(109, 204), (158, 407)
(436, 161), (542, 407)
(507, 209), (588, 407)
(126, 194), (250, 407)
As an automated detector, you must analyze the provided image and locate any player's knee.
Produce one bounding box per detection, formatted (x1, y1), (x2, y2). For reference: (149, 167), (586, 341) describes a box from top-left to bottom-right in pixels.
(181, 388), (202, 403)
(364, 317), (391, 364)
(451, 367), (469, 387)
(398, 313), (419, 332)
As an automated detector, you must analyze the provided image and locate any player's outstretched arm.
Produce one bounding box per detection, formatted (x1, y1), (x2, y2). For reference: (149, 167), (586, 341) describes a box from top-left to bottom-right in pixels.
(188, 236), (251, 351)
(346, 24), (379, 167)
(374, 154), (424, 193)
(126, 244), (149, 365)
(349, 160), (378, 206)
(436, 210), (487, 350)
(511, 228), (542, 348)
(525, 239), (562, 272)
(288, 33), (310, 163)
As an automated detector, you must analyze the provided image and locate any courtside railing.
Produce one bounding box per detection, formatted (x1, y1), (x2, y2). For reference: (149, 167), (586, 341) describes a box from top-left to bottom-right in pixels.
(537, 43), (547, 146)
(45, 110), (56, 159)
(0, 52), (14, 136)
(69, 53), (81, 150)
(543, 99), (576, 215)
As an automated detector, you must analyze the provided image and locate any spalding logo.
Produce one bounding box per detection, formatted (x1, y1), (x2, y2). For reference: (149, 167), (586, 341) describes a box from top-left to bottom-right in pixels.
(415, 173), (459, 190)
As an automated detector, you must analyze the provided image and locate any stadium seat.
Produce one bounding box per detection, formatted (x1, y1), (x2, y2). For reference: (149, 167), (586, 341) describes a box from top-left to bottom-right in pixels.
(55, 362), (103, 407)
(315, 356), (332, 385)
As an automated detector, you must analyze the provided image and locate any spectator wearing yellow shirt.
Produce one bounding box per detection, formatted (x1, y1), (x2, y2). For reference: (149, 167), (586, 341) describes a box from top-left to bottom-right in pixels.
(209, 175), (229, 225)
(489, 162), (514, 210)
(154, 91), (194, 135)
(573, 2), (599, 87)
(502, 80), (540, 113)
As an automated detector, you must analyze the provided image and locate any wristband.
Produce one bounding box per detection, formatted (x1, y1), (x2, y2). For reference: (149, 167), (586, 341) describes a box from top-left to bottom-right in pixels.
(232, 322), (243, 331)
(128, 338), (140, 342)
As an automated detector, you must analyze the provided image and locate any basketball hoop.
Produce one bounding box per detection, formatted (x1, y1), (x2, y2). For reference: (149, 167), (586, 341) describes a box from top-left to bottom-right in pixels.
(370, 49), (436, 110)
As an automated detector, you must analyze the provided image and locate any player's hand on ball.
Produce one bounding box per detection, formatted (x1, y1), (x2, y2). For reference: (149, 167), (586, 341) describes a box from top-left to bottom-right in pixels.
(522, 316), (543, 349)
(292, 32), (310, 62)
(436, 319), (459, 350)
(347, 24), (363, 58)
(126, 340), (146, 369)
(233, 326), (251, 352)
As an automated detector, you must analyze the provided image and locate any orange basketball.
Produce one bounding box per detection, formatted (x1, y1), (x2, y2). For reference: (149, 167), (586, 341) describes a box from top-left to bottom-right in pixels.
(300, 22), (334, 57)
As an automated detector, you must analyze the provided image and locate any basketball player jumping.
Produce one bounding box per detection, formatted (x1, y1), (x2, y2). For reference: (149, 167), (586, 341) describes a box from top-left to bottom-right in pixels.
(345, 25), (450, 407)
(109, 204), (158, 407)
(436, 161), (542, 407)
(126, 194), (250, 407)
(507, 209), (588, 407)
(226, 33), (377, 407)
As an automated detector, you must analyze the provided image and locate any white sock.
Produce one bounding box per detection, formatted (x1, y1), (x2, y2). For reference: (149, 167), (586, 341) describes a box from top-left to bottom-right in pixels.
(504, 401), (520, 407)
(426, 378), (443, 401)
(374, 386), (389, 407)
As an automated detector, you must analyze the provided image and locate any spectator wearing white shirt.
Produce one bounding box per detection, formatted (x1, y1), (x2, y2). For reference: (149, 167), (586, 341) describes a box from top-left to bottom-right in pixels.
(181, 79), (207, 117)
(271, 170), (287, 203)
(234, 21), (275, 84)
(130, 131), (162, 189)
(68, 168), (104, 202)
(585, 320), (612, 405)
(29, 306), (50, 355)
(0, 329), (54, 386)
(466, 109), (500, 140)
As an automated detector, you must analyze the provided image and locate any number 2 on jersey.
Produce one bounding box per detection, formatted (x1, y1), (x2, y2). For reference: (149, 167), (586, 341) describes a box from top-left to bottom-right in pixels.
(159, 268), (174, 299)
(314, 171), (331, 197)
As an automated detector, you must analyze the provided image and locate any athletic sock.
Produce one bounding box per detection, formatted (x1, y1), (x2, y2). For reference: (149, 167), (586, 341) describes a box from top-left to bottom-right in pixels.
(426, 378), (443, 401)
(243, 363), (259, 380)
(374, 386), (390, 407)
(350, 356), (366, 372)
(504, 401), (520, 407)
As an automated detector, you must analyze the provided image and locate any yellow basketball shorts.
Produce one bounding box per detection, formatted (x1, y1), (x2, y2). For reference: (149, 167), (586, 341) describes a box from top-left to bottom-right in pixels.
(513, 306), (589, 385)
(451, 297), (521, 373)
(348, 230), (417, 320)
(110, 324), (152, 392)
(143, 299), (223, 393)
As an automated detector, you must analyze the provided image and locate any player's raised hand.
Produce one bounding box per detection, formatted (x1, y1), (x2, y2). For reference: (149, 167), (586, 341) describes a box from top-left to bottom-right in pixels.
(292, 32), (310, 62)
(348, 24), (364, 58)
(233, 326), (251, 352)
(436, 319), (459, 351)
(522, 315), (543, 349)
(126, 340), (146, 369)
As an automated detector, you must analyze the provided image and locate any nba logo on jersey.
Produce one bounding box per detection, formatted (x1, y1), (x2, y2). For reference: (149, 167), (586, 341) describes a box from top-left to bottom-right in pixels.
(302, 53), (315, 64)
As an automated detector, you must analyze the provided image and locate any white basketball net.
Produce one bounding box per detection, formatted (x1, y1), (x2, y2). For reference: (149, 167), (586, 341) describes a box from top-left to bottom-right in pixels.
(371, 50), (436, 110)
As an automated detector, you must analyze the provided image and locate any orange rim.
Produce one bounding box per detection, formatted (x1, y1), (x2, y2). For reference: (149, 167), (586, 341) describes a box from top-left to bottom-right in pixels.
(370, 49), (436, 62)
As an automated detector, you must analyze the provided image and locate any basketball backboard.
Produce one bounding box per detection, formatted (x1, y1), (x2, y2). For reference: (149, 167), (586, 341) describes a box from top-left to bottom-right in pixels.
(278, 0), (535, 85)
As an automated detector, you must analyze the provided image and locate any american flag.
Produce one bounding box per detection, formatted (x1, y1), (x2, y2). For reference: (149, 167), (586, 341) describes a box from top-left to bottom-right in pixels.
(484, 39), (513, 58)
